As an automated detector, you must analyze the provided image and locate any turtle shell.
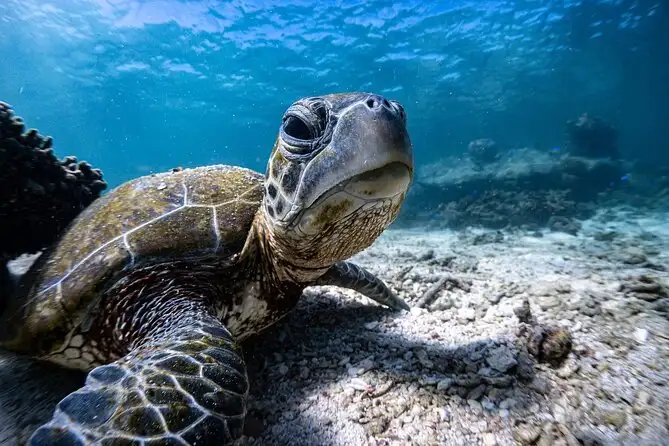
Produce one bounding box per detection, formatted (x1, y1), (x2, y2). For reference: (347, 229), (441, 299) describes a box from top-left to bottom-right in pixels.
(2, 164), (264, 351)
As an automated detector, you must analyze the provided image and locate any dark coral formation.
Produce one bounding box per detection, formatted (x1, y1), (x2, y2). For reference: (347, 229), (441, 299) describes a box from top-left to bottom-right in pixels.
(0, 102), (107, 260)
(547, 215), (582, 235)
(437, 189), (586, 230)
(467, 138), (499, 166)
(566, 113), (619, 159)
(620, 275), (668, 302)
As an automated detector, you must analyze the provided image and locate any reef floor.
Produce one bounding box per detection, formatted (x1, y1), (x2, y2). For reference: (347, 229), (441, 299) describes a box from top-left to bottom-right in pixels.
(1, 205), (668, 446)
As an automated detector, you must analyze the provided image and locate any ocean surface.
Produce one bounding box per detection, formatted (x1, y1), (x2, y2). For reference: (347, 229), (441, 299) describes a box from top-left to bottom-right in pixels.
(3, 3), (669, 445)
(0, 0), (666, 189)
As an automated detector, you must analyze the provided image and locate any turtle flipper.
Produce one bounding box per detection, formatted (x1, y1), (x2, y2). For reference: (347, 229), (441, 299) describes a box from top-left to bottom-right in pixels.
(29, 314), (249, 445)
(315, 261), (410, 311)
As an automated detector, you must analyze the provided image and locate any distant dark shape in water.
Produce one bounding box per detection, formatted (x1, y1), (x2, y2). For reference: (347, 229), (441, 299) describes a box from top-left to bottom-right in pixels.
(468, 137), (500, 167)
(565, 113), (619, 160)
(482, 51), (493, 67)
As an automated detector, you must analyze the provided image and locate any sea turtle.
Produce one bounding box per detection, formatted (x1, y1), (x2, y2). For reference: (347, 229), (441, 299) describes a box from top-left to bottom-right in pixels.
(0, 92), (413, 445)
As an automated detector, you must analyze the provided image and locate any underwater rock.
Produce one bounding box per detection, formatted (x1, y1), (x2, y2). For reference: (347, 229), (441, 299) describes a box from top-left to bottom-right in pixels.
(402, 148), (623, 230)
(620, 275), (668, 302)
(617, 247), (647, 265)
(471, 231), (504, 245)
(513, 298), (573, 365)
(593, 230), (618, 242)
(513, 423), (542, 444)
(534, 422), (586, 446)
(468, 138), (499, 166)
(0, 102), (107, 260)
(565, 113), (619, 159)
(436, 189), (586, 230)
(514, 298), (535, 324)
(547, 216), (581, 235)
(524, 324), (573, 365)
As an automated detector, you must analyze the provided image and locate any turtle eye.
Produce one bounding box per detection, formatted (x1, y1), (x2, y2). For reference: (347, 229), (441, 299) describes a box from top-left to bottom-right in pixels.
(283, 115), (313, 141)
(281, 99), (328, 149)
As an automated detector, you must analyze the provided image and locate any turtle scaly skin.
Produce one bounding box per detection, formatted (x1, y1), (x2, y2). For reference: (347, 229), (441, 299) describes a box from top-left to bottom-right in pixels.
(0, 92), (413, 445)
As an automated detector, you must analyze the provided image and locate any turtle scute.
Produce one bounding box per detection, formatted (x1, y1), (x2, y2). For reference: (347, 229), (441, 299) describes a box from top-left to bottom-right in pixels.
(2, 165), (265, 352)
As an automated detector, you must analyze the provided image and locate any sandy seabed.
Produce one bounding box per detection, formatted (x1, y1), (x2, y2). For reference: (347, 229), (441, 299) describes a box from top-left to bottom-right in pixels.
(1, 206), (668, 446)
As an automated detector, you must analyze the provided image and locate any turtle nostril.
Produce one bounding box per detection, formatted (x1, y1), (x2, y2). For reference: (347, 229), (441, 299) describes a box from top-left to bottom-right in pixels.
(365, 95), (393, 110)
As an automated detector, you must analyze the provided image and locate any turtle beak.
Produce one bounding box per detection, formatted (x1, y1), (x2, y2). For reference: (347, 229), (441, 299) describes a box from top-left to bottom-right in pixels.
(341, 161), (412, 201)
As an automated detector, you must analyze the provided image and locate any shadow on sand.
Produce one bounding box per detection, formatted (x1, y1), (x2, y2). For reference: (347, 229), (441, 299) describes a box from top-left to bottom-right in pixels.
(0, 290), (542, 445)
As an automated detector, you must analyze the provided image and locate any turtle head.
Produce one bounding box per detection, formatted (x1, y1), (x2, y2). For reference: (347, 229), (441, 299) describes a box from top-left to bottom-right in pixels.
(260, 92), (413, 274)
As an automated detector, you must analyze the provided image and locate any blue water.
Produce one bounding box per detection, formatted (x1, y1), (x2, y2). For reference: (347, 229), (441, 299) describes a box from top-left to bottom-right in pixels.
(0, 0), (666, 188)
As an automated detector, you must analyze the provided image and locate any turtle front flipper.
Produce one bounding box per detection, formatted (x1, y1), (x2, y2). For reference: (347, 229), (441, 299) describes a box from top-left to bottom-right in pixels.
(29, 309), (249, 445)
(315, 261), (410, 311)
